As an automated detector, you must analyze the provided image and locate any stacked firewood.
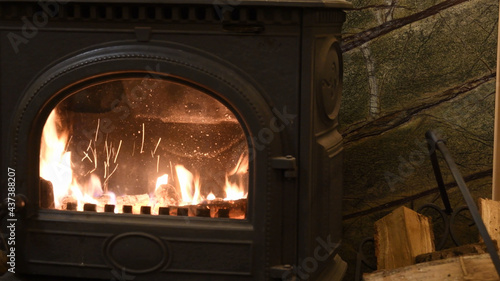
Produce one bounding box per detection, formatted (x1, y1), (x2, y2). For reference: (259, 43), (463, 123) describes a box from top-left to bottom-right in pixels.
(364, 199), (500, 281)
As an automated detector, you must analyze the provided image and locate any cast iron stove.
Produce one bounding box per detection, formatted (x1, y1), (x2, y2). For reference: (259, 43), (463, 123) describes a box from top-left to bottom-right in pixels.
(0, 0), (351, 280)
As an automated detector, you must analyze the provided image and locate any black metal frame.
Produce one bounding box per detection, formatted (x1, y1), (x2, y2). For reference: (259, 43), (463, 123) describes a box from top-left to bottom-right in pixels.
(425, 130), (500, 276)
(0, 1), (351, 280)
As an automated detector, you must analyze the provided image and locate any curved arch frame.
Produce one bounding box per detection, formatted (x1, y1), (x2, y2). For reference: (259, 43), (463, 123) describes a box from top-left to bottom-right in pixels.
(11, 43), (287, 279)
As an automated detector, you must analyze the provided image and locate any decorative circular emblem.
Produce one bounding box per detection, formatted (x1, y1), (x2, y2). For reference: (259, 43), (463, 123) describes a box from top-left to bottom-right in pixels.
(317, 40), (343, 121)
(105, 232), (168, 274)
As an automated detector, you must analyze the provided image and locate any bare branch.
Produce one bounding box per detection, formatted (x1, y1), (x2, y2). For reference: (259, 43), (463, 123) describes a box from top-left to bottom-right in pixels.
(342, 0), (470, 53)
(343, 72), (496, 144)
(343, 168), (493, 220)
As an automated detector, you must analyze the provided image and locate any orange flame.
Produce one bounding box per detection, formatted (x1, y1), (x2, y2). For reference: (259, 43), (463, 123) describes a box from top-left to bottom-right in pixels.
(224, 153), (248, 200)
(40, 110), (105, 210)
(155, 174), (169, 191)
(41, 109), (248, 216)
(40, 110), (74, 209)
(175, 165), (201, 205)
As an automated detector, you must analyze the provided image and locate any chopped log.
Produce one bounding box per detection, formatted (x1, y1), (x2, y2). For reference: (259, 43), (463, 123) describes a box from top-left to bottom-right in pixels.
(479, 198), (500, 243)
(374, 206), (434, 270)
(415, 241), (498, 263)
(177, 207), (188, 216)
(363, 252), (500, 281)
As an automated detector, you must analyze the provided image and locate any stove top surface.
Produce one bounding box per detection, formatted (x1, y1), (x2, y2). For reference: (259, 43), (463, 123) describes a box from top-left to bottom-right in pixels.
(0, 273), (102, 281)
(6, 0), (353, 8)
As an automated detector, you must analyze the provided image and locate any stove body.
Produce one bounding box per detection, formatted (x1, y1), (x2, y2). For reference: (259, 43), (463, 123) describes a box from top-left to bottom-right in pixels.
(0, 1), (351, 280)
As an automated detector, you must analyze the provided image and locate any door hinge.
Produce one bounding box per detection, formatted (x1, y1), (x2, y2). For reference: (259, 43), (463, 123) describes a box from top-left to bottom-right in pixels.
(271, 155), (297, 179)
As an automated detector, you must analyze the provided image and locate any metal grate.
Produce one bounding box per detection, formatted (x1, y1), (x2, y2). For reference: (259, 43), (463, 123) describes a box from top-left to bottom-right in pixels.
(0, 2), (301, 24)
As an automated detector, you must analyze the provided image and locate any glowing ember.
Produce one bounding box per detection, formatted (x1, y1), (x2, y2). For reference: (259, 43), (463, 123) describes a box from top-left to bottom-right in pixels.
(206, 192), (216, 201)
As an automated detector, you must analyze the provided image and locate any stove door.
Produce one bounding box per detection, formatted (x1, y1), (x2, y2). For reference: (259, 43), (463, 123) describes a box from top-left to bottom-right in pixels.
(11, 44), (287, 280)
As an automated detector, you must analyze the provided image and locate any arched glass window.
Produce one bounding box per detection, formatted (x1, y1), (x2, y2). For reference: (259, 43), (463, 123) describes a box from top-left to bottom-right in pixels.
(40, 77), (248, 219)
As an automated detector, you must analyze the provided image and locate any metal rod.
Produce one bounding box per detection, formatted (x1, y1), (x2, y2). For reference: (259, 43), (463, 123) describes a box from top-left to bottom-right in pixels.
(493, 0), (500, 200)
(426, 130), (500, 278)
(425, 131), (453, 214)
(492, 0), (500, 201)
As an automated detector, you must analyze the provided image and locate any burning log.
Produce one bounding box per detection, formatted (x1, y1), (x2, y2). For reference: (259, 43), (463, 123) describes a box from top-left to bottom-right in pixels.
(96, 194), (115, 208)
(61, 195), (78, 211)
(196, 207), (210, 217)
(116, 194), (150, 214)
(83, 203), (96, 212)
(199, 198), (246, 209)
(154, 183), (181, 206)
(44, 179), (247, 218)
(177, 207), (188, 216)
(39, 178), (54, 209)
(217, 209), (230, 218)
(104, 204), (115, 213)
(198, 198), (247, 219)
(116, 194), (150, 206)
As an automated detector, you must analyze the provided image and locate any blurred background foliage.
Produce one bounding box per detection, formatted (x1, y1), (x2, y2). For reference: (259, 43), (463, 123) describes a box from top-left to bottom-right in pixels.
(339, 0), (498, 279)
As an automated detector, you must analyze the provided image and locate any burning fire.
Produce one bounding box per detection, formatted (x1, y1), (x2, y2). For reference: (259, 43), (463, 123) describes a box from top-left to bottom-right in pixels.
(40, 109), (248, 218)
(175, 165), (201, 205)
(40, 110), (74, 209)
(207, 192), (216, 201)
(224, 154), (248, 200)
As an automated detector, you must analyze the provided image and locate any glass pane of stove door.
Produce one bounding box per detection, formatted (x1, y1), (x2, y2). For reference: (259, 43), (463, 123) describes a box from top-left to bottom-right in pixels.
(39, 78), (248, 219)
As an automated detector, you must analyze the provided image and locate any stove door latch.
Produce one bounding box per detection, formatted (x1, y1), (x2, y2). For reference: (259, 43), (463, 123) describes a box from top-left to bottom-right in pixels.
(271, 156), (297, 179)
(270, 264), (294, 280)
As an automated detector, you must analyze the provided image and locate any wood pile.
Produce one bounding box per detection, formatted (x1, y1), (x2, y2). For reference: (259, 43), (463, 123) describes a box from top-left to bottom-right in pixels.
(364, 200), (500, 281)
